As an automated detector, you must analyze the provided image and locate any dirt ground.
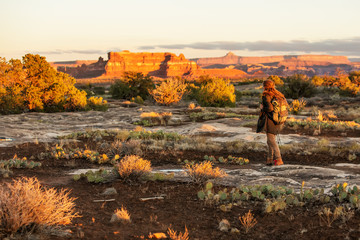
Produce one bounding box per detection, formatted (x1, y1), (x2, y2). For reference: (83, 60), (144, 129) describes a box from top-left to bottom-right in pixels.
(1, 140), (360, 240)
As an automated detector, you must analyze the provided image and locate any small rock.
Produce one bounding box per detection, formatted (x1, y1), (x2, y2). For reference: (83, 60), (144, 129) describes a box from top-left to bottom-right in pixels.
(219, 219), (230, 232)
(230, 228), (240, 234)
(101, 187), (117, 196)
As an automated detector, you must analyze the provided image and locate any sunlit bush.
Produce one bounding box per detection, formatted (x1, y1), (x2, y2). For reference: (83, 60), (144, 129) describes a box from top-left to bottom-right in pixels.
(0, 177), (79, 235)
(87, 96), (109, 111)
(0, 54), (88, 114)
(197, 77), (236, 107)
(289, 99), (307, 115)
(150, 77), (188, 105)
(267, 75), (284, 86)
(116, 155), (152, 180)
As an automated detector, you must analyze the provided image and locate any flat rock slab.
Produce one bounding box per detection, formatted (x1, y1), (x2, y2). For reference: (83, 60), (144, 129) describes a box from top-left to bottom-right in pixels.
(153, 163), (360, 192)
(1, 105), (359, 148)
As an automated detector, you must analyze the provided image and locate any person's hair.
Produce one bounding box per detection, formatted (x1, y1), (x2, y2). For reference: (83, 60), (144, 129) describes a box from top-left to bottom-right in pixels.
(262, 80), (285, 99)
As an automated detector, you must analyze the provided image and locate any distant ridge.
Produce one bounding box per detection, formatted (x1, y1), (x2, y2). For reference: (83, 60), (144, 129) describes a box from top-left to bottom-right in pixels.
(52, 51), (360, 79)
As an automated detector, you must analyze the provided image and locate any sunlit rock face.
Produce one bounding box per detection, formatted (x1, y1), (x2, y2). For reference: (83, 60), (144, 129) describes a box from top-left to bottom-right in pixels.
(104, 51), (200, 78)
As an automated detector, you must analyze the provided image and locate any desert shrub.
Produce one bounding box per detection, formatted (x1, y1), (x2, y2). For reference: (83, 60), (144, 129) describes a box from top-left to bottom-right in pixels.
(279, 74), (316, 98)
(311, 76), (324, 86)
(131, 96), (144, 104)
(110, 72), (154, 100)
(289, 99), (307, 114)
(110, 206), (131, 223)
(184, 161), (227, 183)
(267, 75), (284, 86)
(86, 96), (109, 111)
(239, 210), (257, 233)
(167, 227), (189, 240)
(0, 177), (79, 235)
(116, 155), (152, 180)
(139, 112), (172, 126)
(184, 82), (201, 101)
(0, 54), (88, 114)
(150, 77), (188, 105)
(197, 77), (236, 107)
(349, 71), (360, 85)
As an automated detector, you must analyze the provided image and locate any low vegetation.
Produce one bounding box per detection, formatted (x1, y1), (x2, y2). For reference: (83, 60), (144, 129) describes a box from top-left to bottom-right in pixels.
(0, 177), (79, 236)
(115, 155), (152, 181)
(184, 161), (227, 183)
(150, 77), (188, 105)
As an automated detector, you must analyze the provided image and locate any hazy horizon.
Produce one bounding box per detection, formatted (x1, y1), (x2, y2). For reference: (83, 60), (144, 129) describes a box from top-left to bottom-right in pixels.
(1, 0), (360, 62)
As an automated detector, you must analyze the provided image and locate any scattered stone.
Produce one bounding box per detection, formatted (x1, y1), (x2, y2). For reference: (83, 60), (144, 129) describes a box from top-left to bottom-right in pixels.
(101, 187), (118, 196)
(219, 219), (230, 232)
(230, 228), (240, 234)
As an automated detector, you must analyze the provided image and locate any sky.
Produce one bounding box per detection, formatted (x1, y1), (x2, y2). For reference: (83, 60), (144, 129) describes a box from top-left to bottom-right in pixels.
(1, 0), (360, 62)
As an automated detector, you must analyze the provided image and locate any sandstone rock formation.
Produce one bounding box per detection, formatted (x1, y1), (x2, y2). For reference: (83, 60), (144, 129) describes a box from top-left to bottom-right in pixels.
(50, 57), (106, 78)
(104, 51), (199, 78)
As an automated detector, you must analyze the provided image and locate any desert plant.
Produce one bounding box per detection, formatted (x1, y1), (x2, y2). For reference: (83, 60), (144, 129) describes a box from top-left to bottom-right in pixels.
(0, 54), (88, 114)
(239, 210), (257, 233)
(318, 206), (343, 227)
(289, 98), (307, 114)
(167, 227), (189, 240)
(115, 155), (152, 180)
(109, 72), (154, 100)
(0, 177), (79, 235)
(110, 206), (131, 223)
(139, 112), (173, 126)
(150, 77), (188, 105)
(0, 154), (41, 169)
(197, 77), (236, 107)
(184, 161), (227, 183)
(86, 96), (108, 111)
(267, 75), (284, 86)
(280, 74), (316, 98)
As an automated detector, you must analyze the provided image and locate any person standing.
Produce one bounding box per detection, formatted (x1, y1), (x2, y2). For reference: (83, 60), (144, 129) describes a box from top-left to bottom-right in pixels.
(256, 79), (288, 166)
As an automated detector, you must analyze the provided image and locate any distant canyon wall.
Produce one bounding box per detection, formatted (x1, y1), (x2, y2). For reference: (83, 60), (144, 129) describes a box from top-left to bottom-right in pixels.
(52, 51), (359, 79)
(195, 52), (350, 67)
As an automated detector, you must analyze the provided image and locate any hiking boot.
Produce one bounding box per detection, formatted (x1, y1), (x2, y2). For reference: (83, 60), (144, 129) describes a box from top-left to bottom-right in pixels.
(273, 159), (283, 166)
(266, 158), (273, 166)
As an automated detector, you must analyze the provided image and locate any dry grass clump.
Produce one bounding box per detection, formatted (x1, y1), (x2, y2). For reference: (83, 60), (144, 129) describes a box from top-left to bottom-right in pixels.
(0, 177), (79, 235)
(116, 155), (152, 180)
(318, 206), (344, 227)
(167, 227), (189, 240)
(239, 210), (257, 233)
(184, 161), (227, 183)
(110, 206), (131, 223)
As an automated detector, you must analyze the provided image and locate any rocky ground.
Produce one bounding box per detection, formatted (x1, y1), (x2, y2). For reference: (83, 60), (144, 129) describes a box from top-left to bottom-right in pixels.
(1, 102), (360, 239)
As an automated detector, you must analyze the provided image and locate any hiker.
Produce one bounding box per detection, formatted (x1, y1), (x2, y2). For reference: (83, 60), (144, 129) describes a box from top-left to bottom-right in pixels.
(256, 79), (288, 166)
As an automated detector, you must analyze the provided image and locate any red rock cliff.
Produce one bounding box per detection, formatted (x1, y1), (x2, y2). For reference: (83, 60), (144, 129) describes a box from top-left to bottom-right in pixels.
(104, 51), (199, 78)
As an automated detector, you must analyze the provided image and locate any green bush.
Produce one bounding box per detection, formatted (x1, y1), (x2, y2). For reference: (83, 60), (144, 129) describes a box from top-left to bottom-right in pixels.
(196, 77), (236, 107)
(109, 72), (154, 100)
(279, 74), (316, 99)
(0, 54), (87, 114)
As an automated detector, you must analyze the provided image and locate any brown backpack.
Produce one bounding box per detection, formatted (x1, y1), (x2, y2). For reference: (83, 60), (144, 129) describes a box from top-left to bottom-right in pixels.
(271, 96), (288, 125)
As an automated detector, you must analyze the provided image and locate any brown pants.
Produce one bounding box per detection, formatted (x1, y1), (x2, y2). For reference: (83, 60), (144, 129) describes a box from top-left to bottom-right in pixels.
(266, 133), (281, 160)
